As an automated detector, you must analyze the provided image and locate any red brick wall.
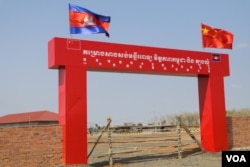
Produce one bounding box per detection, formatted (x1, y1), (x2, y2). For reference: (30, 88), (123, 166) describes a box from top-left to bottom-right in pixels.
(227, 116), (250, 149)
(0, 125), (63, 167)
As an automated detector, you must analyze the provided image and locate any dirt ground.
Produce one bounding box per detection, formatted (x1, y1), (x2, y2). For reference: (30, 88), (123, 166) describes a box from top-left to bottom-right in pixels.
(87, 131), (223, 167)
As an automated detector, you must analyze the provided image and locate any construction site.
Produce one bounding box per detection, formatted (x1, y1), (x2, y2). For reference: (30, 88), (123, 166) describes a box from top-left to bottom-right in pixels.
(87, 117), (202, 167)
(87, 116), (249, 167)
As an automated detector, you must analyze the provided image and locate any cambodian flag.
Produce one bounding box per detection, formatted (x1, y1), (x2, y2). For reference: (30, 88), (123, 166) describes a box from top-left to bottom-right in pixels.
(69, 3), (111, 37)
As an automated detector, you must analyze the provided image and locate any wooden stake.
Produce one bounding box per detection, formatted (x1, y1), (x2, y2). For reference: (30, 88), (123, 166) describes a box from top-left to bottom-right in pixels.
(177, 117), (204, 152)
(177, 122), (182, 159)
(88, 117), (112, 159)
(107, 118), (113, 166)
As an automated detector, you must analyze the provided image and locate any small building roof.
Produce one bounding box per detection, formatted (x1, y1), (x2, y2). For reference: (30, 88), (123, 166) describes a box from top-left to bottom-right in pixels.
(0, 110), (58, 124)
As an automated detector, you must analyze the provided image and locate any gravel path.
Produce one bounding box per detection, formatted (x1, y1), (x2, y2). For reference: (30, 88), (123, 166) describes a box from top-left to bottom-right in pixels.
(88, 151), (222, 167)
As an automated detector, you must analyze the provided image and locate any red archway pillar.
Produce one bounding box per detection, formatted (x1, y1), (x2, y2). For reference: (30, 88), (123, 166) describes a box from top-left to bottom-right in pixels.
(59, 66), (88, 164)
(198, 75), (228, 151)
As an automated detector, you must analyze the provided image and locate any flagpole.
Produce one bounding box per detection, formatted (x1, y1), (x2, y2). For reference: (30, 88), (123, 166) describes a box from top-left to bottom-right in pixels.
(68, 3), (73, 39)
(200, 22), (204, 51)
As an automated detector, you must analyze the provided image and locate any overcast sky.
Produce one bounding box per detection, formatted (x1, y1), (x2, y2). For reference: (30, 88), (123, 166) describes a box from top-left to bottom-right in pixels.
(0, 0), (250, 126)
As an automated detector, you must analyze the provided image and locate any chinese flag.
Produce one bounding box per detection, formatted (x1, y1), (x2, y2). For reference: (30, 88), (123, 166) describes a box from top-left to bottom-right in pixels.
(201, 23), (234, 49)
(67, 39), (81, 50)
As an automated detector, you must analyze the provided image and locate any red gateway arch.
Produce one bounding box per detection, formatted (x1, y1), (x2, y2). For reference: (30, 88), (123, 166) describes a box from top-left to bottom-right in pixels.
(48, 37), (230, 165)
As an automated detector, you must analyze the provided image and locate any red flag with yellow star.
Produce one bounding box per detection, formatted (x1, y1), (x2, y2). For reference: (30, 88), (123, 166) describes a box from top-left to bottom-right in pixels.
(201, 23), (234, 49)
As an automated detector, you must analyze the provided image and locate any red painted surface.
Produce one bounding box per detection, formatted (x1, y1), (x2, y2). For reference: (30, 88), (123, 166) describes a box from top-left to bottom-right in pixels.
(48, 37), (230, 165)
(198, 75), (228, 151)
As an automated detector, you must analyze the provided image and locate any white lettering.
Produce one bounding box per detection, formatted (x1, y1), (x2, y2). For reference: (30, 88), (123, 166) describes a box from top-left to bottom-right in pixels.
(240, 155), (247, 162)
(82, 49), (211, 69)
(232, 155), (239, 162)
(226, 155), (247, 162)
(226, 155), (232, 162)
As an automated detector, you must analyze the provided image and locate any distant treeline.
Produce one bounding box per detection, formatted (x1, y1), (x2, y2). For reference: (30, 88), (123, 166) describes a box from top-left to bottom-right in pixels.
(149, 108), (250, 126)
(226, 108), (250, 117)
(92, 108), (250, 130)
(150, 112), (199, 126)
